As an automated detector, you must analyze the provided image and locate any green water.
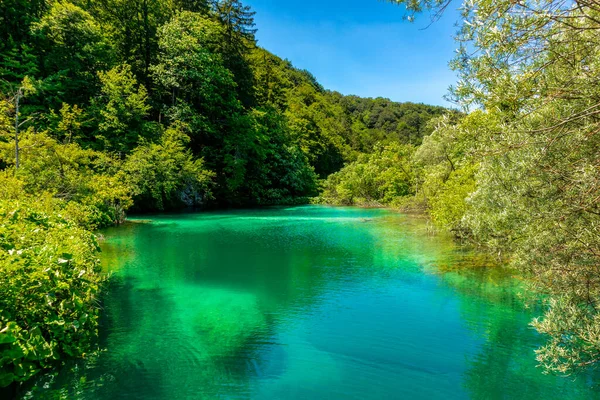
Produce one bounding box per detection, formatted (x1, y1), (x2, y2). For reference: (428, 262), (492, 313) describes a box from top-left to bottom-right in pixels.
(26, 206), (600, 399)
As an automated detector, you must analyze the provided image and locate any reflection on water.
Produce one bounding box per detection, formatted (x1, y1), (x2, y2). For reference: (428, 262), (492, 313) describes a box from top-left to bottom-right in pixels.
(24, 206), (600, 399)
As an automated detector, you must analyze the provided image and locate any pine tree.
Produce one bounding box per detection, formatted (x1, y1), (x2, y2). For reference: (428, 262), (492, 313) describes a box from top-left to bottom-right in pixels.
(177, 0), (210, 13)
(212, 0), (257, 51)
(211, 0), (257, 107)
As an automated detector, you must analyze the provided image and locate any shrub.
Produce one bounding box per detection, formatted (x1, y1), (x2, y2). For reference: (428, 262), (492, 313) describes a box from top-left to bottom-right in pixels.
(0, 193), (104, 388)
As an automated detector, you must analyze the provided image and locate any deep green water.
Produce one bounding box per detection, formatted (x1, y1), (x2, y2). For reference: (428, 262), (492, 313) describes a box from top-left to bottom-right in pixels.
(25, 206), (600, 399)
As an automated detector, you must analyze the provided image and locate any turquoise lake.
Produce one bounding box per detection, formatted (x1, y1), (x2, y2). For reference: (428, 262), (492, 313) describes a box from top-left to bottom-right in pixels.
(25, 206), (600, 399)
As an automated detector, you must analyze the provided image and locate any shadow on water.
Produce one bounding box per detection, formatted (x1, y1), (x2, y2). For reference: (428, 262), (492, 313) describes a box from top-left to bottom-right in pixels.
(22, 206), (600, 399)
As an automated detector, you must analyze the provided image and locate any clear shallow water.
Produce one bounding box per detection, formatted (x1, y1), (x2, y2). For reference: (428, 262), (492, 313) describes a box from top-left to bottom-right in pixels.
(26, 206), (600, 399)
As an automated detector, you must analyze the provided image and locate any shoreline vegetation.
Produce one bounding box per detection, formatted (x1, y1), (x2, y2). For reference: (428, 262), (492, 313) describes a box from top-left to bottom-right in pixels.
(0, 0), (599, 394)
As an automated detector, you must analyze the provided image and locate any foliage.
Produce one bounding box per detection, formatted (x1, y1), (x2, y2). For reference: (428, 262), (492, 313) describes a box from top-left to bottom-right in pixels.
(121, 124), (215, 211)
(46, 103), (84, 144)
(327, 92), (450, 149)
(2, 0), (448, 209)
(151, 11), (240, 142)
(89, 64), (154, 154)
(31, 1), (113, 107)
(385, 0), (600, 374)
(76, 0), (175, 84)
(212, 0), (258, 107)
(320, 143), (415, 206)
(240, 108), (318, 204)
(412, 112), (487, 232)
(249, 47), (449, 177)
(0, 177), (104, 387)
(0, 131), (132, 228)
(0, 99), (13, 143)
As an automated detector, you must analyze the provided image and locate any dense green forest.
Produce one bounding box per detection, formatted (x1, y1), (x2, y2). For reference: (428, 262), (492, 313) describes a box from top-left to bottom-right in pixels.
(1, 0), (599, 392)
(0, 0), (449, 390)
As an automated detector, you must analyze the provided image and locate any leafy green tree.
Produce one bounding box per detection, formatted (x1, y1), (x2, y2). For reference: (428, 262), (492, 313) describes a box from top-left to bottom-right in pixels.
(413, 112), (483, 233)
(0, 0), (48, 45)
(0, 77), (38, 171)
(177, 0), (210, 12)
(88, 64), (154, 154)
(327, 92), (449, 149)
(31, 1), (113, 107)
(0, 131), (132, 227)
(284, 84), (349, 177)
(212, 0), (256, 44)
(121, 124), (214, 211)
(212, 0), (257, 107)
(77, 0), (175, 85)
(0, 99), (12, 143)
(47, 103), (85, 144)
(0, 44), (39, 94)
(151, 11), (261, 203)
(249, 48), (292, 109)
(320, 142), (415, 206)
(151, 12), (239, 141)
(239, 108), (318, 204)
(0, 0), (46, 90)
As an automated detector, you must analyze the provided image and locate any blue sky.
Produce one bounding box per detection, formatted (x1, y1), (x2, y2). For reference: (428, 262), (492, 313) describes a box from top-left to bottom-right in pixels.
(245, 0), (461, 106)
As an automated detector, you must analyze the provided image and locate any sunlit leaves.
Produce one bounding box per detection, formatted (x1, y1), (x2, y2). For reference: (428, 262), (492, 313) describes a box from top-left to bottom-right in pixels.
(0, 189), (104, 387)
(385, 0), (600, 373)
(320, 142), (416, 206)
(121, 123), (215, 210)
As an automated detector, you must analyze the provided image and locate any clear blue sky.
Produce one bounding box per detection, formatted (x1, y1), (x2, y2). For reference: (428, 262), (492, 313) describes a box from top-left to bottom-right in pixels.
(245, 0), (460, 106)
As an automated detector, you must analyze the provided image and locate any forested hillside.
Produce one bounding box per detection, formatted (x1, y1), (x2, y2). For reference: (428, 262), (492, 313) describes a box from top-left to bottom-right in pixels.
(0, 0), (448, 210)
(0, 0), (449, 390)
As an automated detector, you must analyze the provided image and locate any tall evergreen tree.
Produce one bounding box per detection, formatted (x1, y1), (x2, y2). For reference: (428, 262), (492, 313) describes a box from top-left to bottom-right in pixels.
(211, 0), (257, 107)
(212, 0), (257, 47)
(177, 0), (210, 13)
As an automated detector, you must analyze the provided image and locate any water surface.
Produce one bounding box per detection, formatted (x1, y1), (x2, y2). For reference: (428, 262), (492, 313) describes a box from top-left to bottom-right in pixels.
(26, 206), (600, 399)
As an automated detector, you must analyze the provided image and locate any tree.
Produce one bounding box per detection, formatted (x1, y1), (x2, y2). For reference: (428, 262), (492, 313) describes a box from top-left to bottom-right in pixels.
(1, 77), (37, 171)
(31, 1), (113, 106)
(413, 112), (482, 233)
(121, 124), (214, 210)
(211, 0), (257, 107)
(0, 0), (47, 88)
(0, 44), (39, 94)
(384, 0), (600, 373)
(151, 11), (258, 203)
(212, 0), (256, 43)
(177, 0), (210, 12)
(78, 0), (175, 86)
(89, 64), (154, 154)
(320, 142), (415, 206)
(239, 108), (318, 204)
(151, 11), (239, 138)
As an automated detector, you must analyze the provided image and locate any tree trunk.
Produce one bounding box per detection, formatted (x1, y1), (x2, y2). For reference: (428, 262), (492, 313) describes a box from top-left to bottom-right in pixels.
(15, 88), (21, 171)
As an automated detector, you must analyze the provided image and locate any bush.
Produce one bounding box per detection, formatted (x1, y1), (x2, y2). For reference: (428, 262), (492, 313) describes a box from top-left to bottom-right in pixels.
(320, 143), (414, 206)
(0, 131), (133, 228)
(0, 191), (104, 388)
